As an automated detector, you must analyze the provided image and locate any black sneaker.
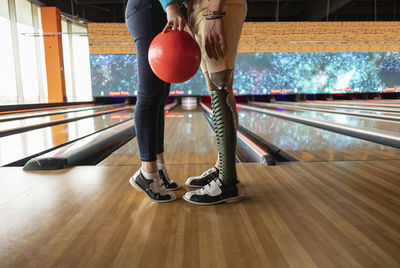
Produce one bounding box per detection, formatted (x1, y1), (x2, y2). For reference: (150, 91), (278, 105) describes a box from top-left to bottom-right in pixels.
(159, 169), (181, 190)
(185, 167), (219, 187)
(129, 169), (176, 203)
(183, 179), (243, 205)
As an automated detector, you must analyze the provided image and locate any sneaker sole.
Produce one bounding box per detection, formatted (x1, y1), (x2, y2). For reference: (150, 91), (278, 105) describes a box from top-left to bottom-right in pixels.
(129, 177), (176, 203)
(183, 194), (244, 206)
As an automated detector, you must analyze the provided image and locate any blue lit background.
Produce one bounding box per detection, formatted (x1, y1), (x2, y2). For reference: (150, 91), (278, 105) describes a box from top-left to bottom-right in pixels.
(90, 52), (400, 96)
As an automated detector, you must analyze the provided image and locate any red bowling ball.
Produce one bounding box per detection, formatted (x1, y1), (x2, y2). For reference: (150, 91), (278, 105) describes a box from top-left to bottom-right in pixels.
(148, 30), (201, 84)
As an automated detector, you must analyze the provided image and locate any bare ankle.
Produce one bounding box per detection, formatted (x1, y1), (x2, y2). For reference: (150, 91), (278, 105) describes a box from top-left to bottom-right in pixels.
(141, 161), (158, 174)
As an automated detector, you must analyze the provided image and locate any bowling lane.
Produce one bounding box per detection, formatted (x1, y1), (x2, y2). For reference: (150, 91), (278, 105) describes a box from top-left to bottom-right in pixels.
(0, 104), (119, 122)
(0, 106), (133, 136)
(98, 106), (218, 165)
(0, 109), (134, 166)
(254, 101), (400, 118)
(278, 101), (400, 113)
(238, 109), (400, 161)
(0, 103), (95, 117)
(320, 107), (400, 117)
(307, 100), (400, 108)
(249, 103), (400, 136)
(326, 99), (400, 104)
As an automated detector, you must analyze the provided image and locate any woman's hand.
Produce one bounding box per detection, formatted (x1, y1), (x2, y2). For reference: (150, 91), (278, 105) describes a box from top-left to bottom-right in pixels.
(204, 18), (225, 60)
(163, 3), (194, 38)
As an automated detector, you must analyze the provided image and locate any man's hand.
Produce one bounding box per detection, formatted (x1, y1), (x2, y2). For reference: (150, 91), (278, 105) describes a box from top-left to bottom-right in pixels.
(204, 18), (225, 60)
(163, 3), (194, 38)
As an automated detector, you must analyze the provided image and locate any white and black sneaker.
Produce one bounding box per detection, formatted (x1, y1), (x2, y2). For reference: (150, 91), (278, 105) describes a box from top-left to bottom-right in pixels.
(183, 179), (243, 205)
(129, 169), (176, 203)
(185, 167), (219, 187)
(159, 169), (181, 190)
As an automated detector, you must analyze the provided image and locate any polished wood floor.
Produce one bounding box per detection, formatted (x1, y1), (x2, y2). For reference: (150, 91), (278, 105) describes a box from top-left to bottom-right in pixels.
(239, 109), (400, 162)
(250, 102), (400, 134)
(99, 107), (217, 166)
(0, 109), (133, 166)
(1, 160), (399, 267)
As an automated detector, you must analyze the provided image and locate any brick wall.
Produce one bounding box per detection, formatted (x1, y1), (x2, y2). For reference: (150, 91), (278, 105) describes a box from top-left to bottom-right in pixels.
(88, 21), (400, 54)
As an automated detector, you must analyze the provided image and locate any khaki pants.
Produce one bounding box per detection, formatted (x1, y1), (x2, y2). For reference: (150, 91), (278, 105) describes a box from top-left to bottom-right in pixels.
(188, 0), (247, 74)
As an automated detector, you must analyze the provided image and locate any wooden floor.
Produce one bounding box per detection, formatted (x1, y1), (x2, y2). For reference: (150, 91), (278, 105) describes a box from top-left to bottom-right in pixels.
(239, 109), (400, 162)
(99, 107), (217, 166)
(0, 109), (134, 166)
(1, 160), (400, 267)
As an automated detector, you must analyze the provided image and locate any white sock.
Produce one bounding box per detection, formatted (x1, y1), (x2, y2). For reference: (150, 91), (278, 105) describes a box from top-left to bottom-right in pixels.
(141, 168), (159, 180)
(157, 162), (166, 171)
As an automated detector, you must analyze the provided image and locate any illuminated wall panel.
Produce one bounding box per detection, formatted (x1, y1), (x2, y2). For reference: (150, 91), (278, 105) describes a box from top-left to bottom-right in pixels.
(90, 52), (400, 96)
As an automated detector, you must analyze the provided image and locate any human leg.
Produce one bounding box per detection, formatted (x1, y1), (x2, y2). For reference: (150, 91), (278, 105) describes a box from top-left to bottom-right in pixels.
(183, 0), (246, 204)
(130, 74), (177, 201)
(185, 70), (238, 187)
(126, 0), (176, 202)
(155, 82), (170, 163)
(152, 83), (181, 190)
(184, 70), (243, 204)
(205, 71), (238, 169)
(208, 69), (237, 186)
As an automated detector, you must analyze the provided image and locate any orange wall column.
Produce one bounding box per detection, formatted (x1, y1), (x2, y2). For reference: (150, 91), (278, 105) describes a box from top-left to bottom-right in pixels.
(41, 7), (66, 103)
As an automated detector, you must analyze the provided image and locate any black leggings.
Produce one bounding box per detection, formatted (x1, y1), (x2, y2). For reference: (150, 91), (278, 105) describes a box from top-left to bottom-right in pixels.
(126, 0), (170, 162)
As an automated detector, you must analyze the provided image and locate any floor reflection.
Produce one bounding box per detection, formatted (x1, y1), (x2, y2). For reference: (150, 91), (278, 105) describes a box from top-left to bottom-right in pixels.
(239, 110), (400, 161)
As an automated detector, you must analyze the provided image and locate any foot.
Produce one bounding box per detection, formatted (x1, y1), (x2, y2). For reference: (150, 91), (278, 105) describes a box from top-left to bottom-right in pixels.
(159, 169), (181, 190)
(129, 169), (176, 203)
(185, 167), (219, 187)
(183, 179), (243, 205)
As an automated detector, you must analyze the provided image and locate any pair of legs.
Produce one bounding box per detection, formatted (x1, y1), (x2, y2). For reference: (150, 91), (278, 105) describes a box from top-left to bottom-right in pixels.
(187, 0), (245, 184)
(182, 0), (247, 204)
(134, 91), (169, 173)
(126, 0), (170, 172)
(126, 0), (179, 202)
